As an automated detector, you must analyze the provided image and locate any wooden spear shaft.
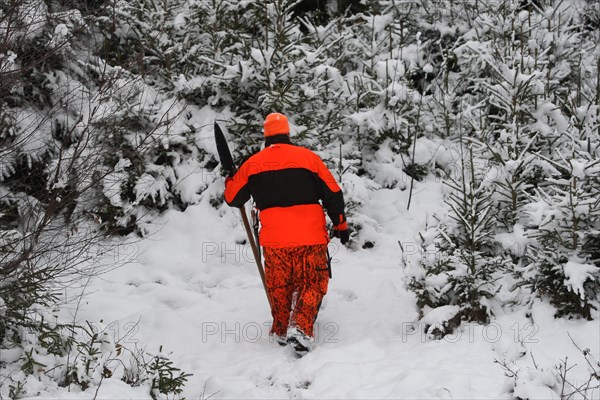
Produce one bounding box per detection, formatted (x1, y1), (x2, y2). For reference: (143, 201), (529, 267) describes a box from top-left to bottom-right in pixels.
(238, 206), (272, 310)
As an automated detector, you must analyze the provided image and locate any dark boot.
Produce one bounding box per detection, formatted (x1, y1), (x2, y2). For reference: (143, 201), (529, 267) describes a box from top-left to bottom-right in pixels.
(286, 327), (312, 356)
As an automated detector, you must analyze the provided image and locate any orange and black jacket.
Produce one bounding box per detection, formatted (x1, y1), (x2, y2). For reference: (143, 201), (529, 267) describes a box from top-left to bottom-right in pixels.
(224, 135), (346, 248)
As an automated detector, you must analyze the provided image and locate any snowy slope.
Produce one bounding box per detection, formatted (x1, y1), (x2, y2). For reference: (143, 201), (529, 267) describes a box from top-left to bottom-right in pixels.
(49, 178), (600, 400)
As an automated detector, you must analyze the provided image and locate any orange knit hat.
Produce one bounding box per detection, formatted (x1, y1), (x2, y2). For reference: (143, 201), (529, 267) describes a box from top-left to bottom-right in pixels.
(263, 113), (290, 137)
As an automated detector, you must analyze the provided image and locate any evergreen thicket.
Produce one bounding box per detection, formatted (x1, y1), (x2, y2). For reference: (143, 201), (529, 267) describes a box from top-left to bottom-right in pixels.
(1, 0), (599, 397)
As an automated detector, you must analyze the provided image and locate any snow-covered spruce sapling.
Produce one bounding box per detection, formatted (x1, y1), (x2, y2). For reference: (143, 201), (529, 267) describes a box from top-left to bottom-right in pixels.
(525, 152), (600, 319)
(97, 0), (180, 86)
(0, 267), (63, 348)
(8, 380), (26, 400)
(441, 0), (600, 317)
(345, 8), (422, 153)
(64, 321), (113, 391)
(479, 62), (547, 231)
(513, 10), (600, 313)
(407, 143), (505, 335)
(145, 346), (192, 400)
(292, 35), (349, 148)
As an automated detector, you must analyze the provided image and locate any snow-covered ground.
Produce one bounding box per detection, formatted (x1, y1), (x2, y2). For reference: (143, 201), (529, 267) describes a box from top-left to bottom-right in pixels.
(51, 178), (600, 399)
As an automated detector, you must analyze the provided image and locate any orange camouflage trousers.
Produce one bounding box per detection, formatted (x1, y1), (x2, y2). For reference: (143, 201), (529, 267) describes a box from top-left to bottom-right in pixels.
(263, 244), (329, 338)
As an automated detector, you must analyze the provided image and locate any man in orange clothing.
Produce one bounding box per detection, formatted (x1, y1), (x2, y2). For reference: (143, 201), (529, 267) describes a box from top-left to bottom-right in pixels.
(224, 112), (349, 355)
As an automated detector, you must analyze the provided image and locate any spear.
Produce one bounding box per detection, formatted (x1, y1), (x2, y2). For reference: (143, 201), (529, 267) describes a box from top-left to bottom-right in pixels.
(214, 122), (270, 306)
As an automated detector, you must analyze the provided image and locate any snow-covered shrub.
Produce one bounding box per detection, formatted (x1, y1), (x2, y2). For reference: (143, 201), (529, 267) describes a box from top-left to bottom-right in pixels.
(342, 3), (424, 151)
(0, 3), (102, 363)
(403, 0), (600, 323)
(406, 143), (507, 332)
(65, 323), (191, 399)
(0, 309), (192, 399)
(85, 68), (213, 235)
(497, 357), (563, 400)
(525, 149), (600, 319)
(497, 336), (600, 400)
(0, 3), (201, 397)
(64, 321), (115, 391)
(222, 0), (316, 155)
(144, 346), (192, 400)
(468, 0), (600, 318)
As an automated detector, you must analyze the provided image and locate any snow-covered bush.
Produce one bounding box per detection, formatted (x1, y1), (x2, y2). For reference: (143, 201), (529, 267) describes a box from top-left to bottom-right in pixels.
(144, 346), (193, 400)
(0, 3), (199, 397)
(497, 336), (600, 400)
(525, 148), (600, 319)
(405, 0), (600, 326)
(0, 313), (191, 399)
(407, 143), (506, 331)
(474, 0), (600, 318)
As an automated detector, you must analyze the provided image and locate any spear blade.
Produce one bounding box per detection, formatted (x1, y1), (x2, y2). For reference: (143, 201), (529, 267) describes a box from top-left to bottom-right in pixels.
(214, 122), (235, 177)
